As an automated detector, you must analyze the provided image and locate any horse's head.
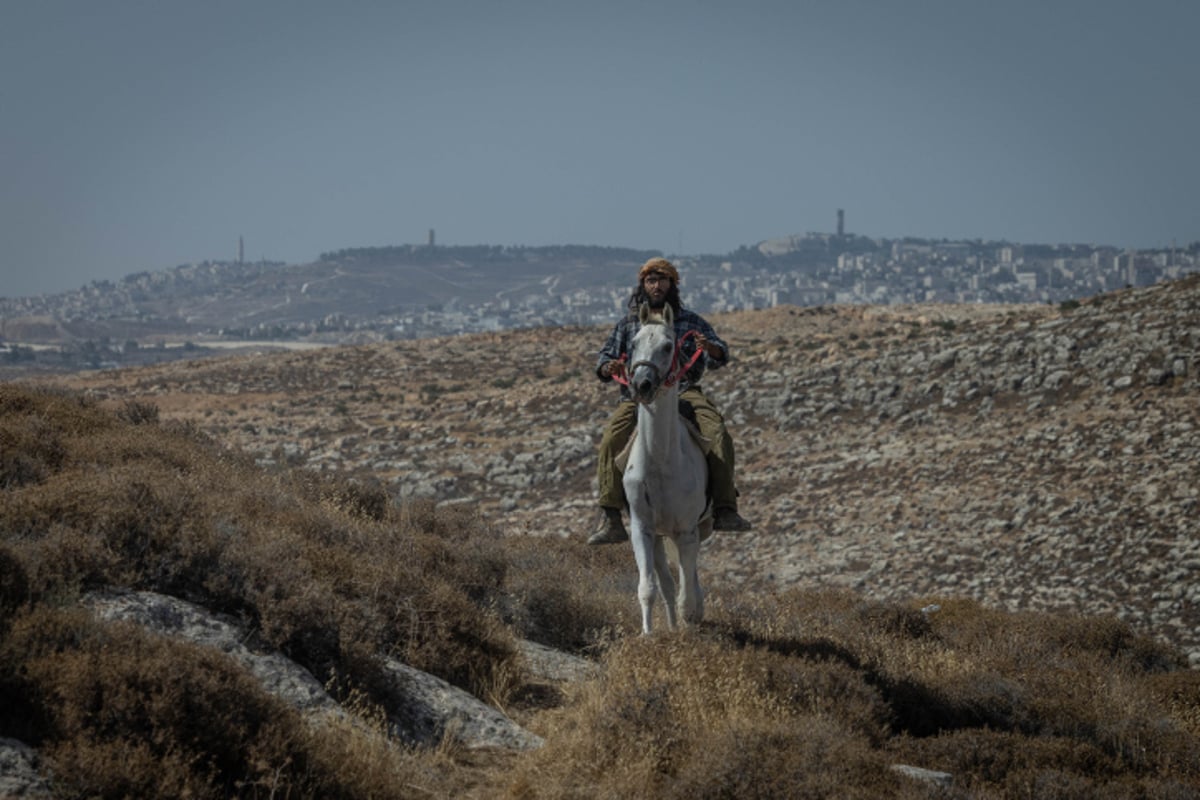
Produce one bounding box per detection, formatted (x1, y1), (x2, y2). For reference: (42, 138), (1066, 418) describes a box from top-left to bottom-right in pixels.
(628, 303), (677, 404)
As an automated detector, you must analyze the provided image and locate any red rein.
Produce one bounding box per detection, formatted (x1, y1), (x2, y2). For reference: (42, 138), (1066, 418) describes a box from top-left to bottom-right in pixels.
(611, 330), (703, 389)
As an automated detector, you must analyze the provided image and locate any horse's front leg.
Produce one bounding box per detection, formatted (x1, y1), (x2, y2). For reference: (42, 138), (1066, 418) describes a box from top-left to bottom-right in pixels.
(627, 511), (658, 634)
(675, 529), (703, 625)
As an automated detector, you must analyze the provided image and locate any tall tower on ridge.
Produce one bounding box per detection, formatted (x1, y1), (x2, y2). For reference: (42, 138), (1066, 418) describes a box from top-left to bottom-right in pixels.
(837, 209), (845, 238)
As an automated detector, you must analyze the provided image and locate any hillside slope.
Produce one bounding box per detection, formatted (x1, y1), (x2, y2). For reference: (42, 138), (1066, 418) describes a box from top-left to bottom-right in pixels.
(54, 276), (1200, 663)
(5, 278), (1200, 797)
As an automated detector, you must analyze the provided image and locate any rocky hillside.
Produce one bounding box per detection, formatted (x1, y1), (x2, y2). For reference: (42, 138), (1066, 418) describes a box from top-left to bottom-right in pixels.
(54, 275), (1200, 664)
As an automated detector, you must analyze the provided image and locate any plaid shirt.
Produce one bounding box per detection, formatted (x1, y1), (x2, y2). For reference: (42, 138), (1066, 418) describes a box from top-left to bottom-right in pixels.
(596, 307), (729, 400)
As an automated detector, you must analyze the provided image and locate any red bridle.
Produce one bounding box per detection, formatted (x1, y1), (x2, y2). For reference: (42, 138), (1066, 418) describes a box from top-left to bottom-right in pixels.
(611, 329), (703, 390)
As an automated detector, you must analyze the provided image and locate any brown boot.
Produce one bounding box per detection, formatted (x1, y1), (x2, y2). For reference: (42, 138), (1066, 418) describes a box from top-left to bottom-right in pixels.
(713, 507), (753, 532)
(586, 507), (629, 545)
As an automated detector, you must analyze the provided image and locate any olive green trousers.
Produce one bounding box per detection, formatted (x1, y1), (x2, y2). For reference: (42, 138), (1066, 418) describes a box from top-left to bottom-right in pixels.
(596, 385), (739, 512)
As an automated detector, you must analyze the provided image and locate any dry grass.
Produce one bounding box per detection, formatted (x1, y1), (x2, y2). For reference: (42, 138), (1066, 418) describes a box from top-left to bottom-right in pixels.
(2, 382), (1198, 798)
(498, 589), (1198, 799)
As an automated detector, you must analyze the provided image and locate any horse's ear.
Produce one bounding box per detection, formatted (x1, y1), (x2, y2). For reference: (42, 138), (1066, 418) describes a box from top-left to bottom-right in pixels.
(663, 304), (674, 328)
(639, 303), (650, 324)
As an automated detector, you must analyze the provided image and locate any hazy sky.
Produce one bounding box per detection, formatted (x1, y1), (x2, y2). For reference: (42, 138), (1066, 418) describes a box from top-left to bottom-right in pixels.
(3, 1), (1197, 297)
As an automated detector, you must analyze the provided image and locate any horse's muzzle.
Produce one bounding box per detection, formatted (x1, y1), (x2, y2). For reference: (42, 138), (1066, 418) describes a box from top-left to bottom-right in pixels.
(629, 362), (661, 403)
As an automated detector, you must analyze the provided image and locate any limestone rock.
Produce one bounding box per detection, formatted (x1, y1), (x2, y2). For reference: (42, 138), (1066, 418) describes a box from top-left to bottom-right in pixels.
(0, 738), (51, 799)
(81, 590), (543, 751)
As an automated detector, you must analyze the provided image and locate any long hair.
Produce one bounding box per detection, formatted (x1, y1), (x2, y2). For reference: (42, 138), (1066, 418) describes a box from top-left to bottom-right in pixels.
(625, 282), (682, 317)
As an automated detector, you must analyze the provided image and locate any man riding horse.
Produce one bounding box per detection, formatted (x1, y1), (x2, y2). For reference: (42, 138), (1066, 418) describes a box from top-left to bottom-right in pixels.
(586, 257), (753, 545)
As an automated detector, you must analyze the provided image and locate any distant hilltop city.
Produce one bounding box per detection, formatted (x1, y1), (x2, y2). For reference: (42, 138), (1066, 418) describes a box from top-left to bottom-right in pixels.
(1, 217), (1198, 373)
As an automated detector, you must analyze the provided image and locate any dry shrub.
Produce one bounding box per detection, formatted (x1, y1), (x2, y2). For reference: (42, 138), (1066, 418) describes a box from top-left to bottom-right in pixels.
(4, 523), (118, 604)
(0, 605), (448, 799)
(685, 589), (1200, 794)
(67, 416), (232, 476)
(907, 729), (1198, 800)
(0, 384), (109, 438)
(1, 465), (219, 596)
(668, 717), (904, 800)
(197, 490), (519, 699)
(4, 383), (1199, 798)
(707, 587), (892, 651)
(0, 386), (97, 488)
(0, 384), (519, 717)
(298, 708), (473, 800)
(1032, 612), (1184, 672)
(289, 470), (395, 523)
(502, 533), (638, 651)
(862, 598), (1200, 795)
(916, 597), (1182, 673)
(0, 415), (66, 488)
(511, 633), (910, 799)
(907, 600), (1197, 770)
(0, 544), (29, 623)
(972, 672), (1176, 785)
(1147, 670), (1200, 737)
(753, 649), (894, 746)
(115, 397), (161, 425)
(398, 500), (509, 607)
(3, 606), (305, 798)
(908, 728), (1118, 789)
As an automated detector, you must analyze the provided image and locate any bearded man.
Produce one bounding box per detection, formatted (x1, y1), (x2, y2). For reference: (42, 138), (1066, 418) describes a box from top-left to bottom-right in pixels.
(586, 257), (752, 545)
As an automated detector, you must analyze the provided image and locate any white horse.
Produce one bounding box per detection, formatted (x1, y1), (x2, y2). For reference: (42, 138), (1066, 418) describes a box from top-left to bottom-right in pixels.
(621, 303), (712, 634)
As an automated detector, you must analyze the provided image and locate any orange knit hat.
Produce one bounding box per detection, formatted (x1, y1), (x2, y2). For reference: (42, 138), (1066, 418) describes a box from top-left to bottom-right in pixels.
(638, 257), (680, 285)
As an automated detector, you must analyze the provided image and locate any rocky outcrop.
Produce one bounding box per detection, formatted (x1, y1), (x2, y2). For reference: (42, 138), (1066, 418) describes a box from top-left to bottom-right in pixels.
(0, 738), (51, 799)
(891, 763), (954, 788)
(84, 590), (340, 714)
(83, 591), (544, 751)
(0, 590), (600, 795)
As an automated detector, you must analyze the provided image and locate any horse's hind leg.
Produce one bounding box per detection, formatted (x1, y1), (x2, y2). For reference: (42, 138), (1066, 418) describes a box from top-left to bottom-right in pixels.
(653, 537), (678, 630)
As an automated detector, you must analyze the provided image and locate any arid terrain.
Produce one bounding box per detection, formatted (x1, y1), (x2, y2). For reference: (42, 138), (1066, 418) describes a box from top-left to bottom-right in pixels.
(48, 274), (1200, 666)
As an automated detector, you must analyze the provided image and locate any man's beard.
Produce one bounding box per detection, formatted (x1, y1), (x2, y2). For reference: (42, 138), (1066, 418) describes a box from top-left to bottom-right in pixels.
(647, 296), (666, 309)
